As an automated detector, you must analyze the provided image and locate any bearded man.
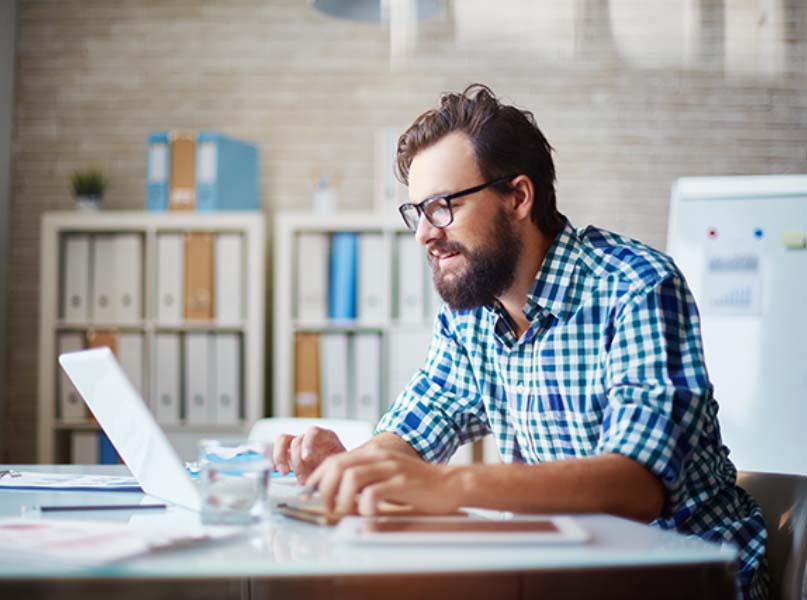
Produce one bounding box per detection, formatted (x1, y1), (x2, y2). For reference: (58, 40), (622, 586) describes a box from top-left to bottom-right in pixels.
(274, 84), (767, 600)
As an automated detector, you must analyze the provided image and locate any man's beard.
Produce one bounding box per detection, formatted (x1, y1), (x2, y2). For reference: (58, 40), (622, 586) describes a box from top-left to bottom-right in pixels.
(428, 208), (522, 311)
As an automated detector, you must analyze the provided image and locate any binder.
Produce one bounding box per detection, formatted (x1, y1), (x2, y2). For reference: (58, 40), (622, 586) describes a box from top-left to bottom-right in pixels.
(213, 333), (241, 424)
(214, 234), (243, 325)
(117, 332), (144, 397)
(154, 333), (181, 424)
(373, 126), (408, 218)
(58, 332), (87, 421)
(98, 431), (120, 464)
(387, 328), (432, 407)
(328, 232), (358, 320)
(320, 334), (349, 419)
(146, 131), (170, 211)
(114, 234), (143, 324)
(428, 275), (443, 320)
(70, 431), (99, 464)
(294, 332), (321, 418)
(358, 233), (389, 324)
(61, 234), (91, 323)
(196, 131), (259, 211)
(352, 333), (382, 424)
(156, 234), (184, 324)
(169, 132), (196, 210)
(184, 233), (214, 320)
(91, 234), (117, 323)
(396, 235), (426, 323)
(296, 233), (329, 321)
(85, 329), (118, 356)
(184, 332), (211, 424)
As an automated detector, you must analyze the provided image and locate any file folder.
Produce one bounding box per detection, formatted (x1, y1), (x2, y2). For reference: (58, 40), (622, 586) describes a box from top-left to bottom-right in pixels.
(146, 131), (170, 211)
(169, 132), (196, 210)
(70, 431), (99, 464)
(156, 234), (184, 324)
(184, 333), (212, 424)
(294, 333), (321, 418)
(328, 232), (358, 320)
(114, 234), (143, 324)
(184, 233), (214, 320)
(296, 233), (329, 321)
(91, 235), (117, 323)
(214, 233), (243, 324)
(358, 233), (389, 324)
(196, 131), (259, 211)
(117, 333), (144, 398)
(61, 234), (91, 323)
(154, 333), (181, 424)
(213, 333), (241, 424)
(353, 333), (382, 423)
(320, 334), (349, 419)
(58, 332), (87, 421)
(396, 235), (426, 323)
(387, 328), (432, 407)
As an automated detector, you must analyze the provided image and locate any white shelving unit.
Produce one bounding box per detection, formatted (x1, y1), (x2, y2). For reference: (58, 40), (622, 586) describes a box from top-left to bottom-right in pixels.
(272, 211), (438, 421)
(38, 211), (266, 463)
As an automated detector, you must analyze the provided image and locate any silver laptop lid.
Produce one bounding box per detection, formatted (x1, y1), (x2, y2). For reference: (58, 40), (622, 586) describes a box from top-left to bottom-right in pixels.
(59, 347), (201, 511)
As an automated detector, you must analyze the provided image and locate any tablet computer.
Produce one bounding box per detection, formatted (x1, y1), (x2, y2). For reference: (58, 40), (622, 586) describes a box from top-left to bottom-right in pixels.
(334, 515), (588, 545)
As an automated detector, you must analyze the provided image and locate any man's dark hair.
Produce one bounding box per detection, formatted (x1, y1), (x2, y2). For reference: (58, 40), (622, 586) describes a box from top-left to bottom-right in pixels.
(396, 83), (564, 237)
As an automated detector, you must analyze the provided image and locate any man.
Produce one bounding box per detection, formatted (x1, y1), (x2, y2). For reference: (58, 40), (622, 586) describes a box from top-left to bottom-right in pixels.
(274, 84), (767, 599)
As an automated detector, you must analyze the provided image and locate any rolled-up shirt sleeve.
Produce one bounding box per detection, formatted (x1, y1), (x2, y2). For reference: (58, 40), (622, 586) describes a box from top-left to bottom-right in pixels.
(596, 274), (712, 513)
(376, 308), (491, 463)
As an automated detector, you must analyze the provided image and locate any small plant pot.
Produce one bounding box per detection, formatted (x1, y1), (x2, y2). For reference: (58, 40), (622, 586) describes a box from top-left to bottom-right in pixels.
(75, 194), (101, 212)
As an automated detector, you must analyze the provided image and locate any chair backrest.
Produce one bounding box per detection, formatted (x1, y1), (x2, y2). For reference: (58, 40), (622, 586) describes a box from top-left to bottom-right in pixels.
(248, 417), (374, 451)
(737, 471), (807, 600)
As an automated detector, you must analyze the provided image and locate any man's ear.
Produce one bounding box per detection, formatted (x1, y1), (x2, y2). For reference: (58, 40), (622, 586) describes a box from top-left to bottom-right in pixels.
(509, 175), (534, 221)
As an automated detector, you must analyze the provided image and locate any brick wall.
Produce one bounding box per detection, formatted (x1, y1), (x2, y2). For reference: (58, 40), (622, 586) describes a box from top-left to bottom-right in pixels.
(5, 0), (806, 460)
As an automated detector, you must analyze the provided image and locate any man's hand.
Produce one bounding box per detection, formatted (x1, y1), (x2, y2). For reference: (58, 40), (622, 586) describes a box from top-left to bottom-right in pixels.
(305, 446), (462, 515)
(273, 427), (347, 483)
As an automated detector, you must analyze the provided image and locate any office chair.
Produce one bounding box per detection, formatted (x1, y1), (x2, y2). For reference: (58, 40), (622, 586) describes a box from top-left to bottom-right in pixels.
(248, 417), (374, 451)
(737, 471), (807, 600)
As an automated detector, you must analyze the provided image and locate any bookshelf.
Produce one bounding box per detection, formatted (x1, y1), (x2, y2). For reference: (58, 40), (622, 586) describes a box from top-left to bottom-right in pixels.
(38, 211), (266, 463)
(273, 211), (438, 423)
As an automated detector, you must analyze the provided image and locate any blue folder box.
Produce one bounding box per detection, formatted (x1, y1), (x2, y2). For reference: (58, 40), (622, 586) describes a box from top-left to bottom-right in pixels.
(145, 131), (170, 211)
(328, 233), (358, 320)
(195, 131), (259, 211)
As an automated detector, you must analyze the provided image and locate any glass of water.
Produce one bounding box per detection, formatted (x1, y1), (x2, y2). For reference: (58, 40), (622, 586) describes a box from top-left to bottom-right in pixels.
(198, 439), (273, 526)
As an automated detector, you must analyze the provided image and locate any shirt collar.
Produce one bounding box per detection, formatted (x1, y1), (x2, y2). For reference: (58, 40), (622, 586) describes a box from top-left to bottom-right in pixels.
(521, 217), (584, 322)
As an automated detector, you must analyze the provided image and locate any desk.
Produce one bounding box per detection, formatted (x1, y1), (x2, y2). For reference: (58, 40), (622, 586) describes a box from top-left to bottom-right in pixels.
(0, 465), (736, 600)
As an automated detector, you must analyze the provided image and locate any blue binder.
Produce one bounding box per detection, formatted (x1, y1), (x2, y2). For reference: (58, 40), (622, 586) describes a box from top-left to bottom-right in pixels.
(195, 131), (259, 211)
(98, 431), (120, 465)
(328, 233), (358, 320)
(145, 131), (170, 211)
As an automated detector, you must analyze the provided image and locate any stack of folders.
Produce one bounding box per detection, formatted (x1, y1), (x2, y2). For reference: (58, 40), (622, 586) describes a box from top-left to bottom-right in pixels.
(146, 130), (259, 211)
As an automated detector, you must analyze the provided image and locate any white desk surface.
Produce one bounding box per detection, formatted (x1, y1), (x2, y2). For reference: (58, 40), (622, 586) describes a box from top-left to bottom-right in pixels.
(0, 465), (737, 580)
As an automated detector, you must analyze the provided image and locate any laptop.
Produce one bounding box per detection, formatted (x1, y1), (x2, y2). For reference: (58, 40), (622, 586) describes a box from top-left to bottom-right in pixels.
(59, 347), (202, 511)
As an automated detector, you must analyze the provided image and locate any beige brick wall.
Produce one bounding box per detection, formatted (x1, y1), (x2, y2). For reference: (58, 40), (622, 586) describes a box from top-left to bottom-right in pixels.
(5, 0), (806, 460)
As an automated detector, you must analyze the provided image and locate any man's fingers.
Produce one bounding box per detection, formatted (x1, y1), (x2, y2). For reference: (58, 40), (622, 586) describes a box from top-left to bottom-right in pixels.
(289, 435), (306, 481)
(334, 461), (398, 515)
(272, 434), (294, 475)
(357, 476), (408, 515)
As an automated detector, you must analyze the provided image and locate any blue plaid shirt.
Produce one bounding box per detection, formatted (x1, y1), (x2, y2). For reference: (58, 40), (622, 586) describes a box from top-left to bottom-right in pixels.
(377, 219), (767, 599)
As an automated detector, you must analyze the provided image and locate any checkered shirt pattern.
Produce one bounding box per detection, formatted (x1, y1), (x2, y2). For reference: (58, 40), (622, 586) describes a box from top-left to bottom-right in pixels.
(377, 219), (768, 599)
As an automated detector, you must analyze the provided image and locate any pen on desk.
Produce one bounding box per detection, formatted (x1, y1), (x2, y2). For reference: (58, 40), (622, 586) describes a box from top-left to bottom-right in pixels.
(29, 503), (167, 513)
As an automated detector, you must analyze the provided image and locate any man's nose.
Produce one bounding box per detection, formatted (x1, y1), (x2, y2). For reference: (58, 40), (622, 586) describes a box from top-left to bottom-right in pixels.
(414, 214), (443, 246)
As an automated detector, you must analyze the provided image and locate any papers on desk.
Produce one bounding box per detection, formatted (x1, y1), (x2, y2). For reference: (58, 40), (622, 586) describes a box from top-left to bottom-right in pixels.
(0, 471), (141, 492)
(0, 513), (239, 566)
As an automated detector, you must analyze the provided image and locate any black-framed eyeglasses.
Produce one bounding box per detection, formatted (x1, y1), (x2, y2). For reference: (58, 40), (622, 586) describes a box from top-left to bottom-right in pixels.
(398, 175), (517, 232)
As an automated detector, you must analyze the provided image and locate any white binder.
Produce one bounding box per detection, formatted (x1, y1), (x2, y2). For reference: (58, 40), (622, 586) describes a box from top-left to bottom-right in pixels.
(156, 234), (184, 324)
(396, 235), (426, 323)
(62, 234), (91, 323)
(215, 233), (243, 325)
(373, 126), (408, 219)
(114, 234), (142, 324)
(70, 431), (99, 464)
(213, 333), (240, 424)
(91, 234), (117, 323)
(428, 275), (442, 321)
(184, 332), (211, 424)
(353, 332), (382, 423)
(358, 234), (389, 324)
(58, 332), (86, 421)
(296, 232), (329, 321)
(117, 332), (144, 398)
(320, 334), (350, 419)
(154, 333), (180, 424)
(387, 328), (432, 407)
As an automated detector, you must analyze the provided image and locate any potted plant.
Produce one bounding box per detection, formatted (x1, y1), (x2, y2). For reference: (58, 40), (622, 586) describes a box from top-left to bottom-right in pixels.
(71, 169), (106, 211)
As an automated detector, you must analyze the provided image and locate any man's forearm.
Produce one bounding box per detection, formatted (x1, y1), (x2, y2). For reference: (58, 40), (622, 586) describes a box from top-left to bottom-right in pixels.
(361, 431), (421, 459)
(447, 453), (665, 523)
